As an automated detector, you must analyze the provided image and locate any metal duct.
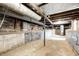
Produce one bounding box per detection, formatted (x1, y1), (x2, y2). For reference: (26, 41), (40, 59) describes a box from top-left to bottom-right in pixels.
(0, 3), (41, 20)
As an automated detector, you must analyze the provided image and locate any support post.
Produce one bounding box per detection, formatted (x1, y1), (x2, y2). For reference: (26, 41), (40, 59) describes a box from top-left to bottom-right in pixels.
(44, 17), (46, 46)
(60, 25), (64, 35)
(30, 18), (32, 41)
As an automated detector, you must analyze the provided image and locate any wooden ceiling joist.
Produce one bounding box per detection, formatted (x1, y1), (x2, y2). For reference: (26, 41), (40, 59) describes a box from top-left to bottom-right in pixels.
(49, 8), (79, 20)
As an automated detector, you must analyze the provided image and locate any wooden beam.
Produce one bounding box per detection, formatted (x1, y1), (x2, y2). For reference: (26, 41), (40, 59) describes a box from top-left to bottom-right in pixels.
(49, 8), (79, 20)
(38, 3), (48, 7)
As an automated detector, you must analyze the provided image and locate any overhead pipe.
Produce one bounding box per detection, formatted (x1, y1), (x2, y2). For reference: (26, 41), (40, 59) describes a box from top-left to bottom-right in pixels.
(44, 15), (54, 25)
(24, 3), (44, 16)
(23, 3), (53, 25)
(0, 9), (47, 26)
(0, 11), (6, 28)
(29, 3), (44, 15)
(0, 3), (41, 21)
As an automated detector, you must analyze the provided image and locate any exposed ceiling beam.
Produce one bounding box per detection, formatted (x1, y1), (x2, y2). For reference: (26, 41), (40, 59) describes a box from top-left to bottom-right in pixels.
(38, 3), (48, 7)
(49, 8), (79, 20)
(22, 3), (54, 26)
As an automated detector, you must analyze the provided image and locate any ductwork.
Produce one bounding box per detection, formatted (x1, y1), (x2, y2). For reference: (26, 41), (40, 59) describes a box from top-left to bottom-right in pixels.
(0, 3), (41, 20)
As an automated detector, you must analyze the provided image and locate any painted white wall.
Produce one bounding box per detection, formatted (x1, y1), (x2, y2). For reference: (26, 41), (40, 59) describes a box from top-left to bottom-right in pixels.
(41, 29), (66, 40)
(71, 19), (78, 31)
(73, 19), (78, 31)
(0, 33), (25, 53)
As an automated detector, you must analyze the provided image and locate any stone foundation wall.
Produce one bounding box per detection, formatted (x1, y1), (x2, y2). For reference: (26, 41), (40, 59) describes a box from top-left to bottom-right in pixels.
(0, 33), (25, 53)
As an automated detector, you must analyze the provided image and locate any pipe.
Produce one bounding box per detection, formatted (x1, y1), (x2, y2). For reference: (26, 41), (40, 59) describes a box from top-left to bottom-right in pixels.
(24, 3), (53, 25)
(0, 3), (41, 20)
(0, 11), (6, 28)
(44, 15), (54, 25)
(0, 11), (46, 26)
(27, 3), (53, 25)
(28, 3), (44, 15)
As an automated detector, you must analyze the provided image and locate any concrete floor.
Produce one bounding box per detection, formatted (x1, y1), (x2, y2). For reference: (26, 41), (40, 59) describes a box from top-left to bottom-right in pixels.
(0, 40), (76, 56)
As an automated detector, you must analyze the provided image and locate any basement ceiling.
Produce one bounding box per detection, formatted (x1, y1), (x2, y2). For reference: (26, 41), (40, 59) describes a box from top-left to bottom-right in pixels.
(40, 3), (79, 15)
(38, 3), (79, 25)
(49, 8), (79, 20)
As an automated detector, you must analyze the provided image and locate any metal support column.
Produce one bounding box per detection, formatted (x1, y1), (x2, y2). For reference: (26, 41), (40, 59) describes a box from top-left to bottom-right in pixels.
(30, 18), (32, 41)
(44, 17), (46, 46)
